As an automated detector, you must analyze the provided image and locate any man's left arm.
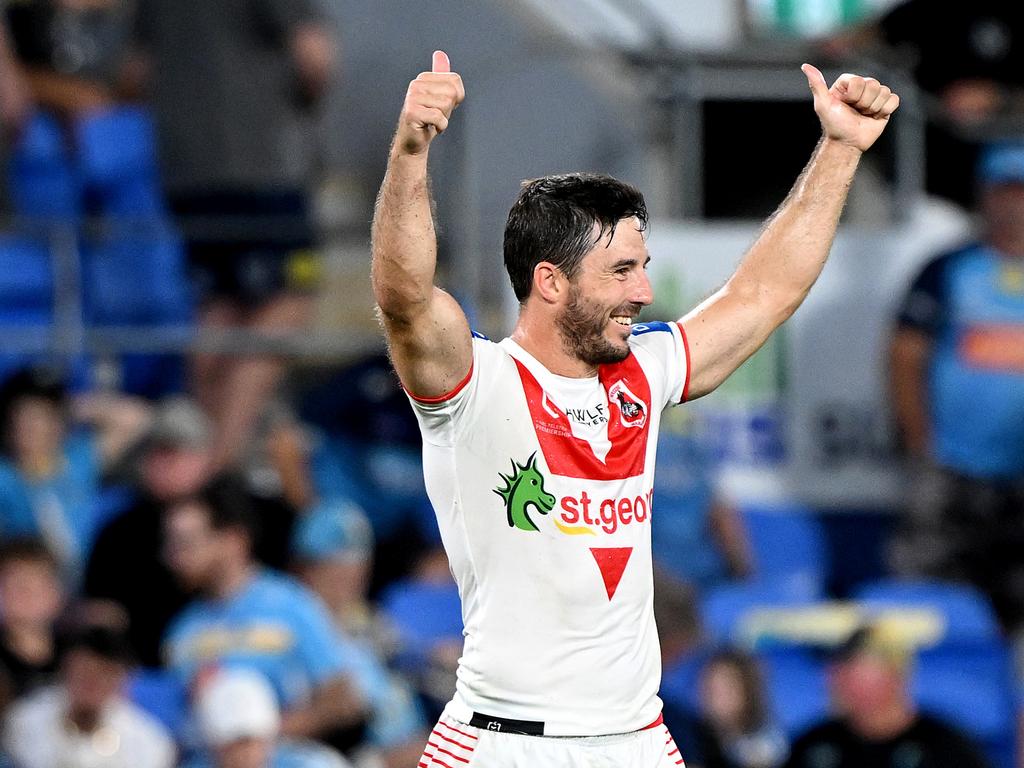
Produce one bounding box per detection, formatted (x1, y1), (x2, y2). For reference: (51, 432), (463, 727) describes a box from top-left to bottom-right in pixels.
(681, 65), (899, 400)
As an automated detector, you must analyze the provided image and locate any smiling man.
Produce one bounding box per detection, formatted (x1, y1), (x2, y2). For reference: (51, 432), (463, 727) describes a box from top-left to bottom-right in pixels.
(371, 50), (899, 768)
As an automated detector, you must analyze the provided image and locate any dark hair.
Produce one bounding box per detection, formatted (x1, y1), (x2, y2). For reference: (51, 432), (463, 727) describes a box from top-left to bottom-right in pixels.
(0, 367), (67, 455)
(186, 473), (258, 542)
(61, 622), (135, 666)
(503, 173), (648, 302)
(703, 649), (771, 732)
(0, 537), (59, 574)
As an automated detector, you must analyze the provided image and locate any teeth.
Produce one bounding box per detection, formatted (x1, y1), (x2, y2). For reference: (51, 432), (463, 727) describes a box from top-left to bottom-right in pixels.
(612, 316), (632, 326)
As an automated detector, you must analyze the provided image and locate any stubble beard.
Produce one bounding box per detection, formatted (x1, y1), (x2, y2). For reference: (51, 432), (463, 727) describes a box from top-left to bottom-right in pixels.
(556, 283), (631, 367)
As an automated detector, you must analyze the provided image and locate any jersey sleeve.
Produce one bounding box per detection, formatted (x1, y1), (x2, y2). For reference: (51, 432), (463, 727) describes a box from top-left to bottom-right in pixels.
(403, 335), (505, 447)
(897, 253), (953, 338)
(627, 321), (692, 408)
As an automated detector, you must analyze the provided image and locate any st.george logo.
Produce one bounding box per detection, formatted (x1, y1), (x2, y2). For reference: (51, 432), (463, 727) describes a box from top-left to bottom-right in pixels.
(493, 453), (556, 532)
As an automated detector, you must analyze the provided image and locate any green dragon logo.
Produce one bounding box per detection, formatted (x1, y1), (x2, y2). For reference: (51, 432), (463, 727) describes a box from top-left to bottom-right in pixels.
(493, 453), (556, 532)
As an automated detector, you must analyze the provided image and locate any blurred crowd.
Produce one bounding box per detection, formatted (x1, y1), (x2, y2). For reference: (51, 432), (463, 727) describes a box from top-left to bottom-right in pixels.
(0, 1), (1020, 768)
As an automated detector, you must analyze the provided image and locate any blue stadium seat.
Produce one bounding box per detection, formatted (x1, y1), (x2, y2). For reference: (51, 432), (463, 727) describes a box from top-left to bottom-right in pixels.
(741, 503), (828, 598)
(853, 579), (1002, 644)
(7, 112), (81, 218)
(912, 644), (1016, 768)
(758, 645), (830, 738)
(379, 580), (463, 669)
(700, 580), (821, 645)
(126, 668), (188, 740)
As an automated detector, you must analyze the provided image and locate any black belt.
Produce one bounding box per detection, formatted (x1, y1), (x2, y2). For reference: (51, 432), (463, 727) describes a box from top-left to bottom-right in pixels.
(469, 712), (545, 736)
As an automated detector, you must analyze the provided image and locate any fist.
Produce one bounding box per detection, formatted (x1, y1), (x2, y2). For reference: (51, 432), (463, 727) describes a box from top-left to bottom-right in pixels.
(802, 64), (900, 153)
(395, 50), (466, 157)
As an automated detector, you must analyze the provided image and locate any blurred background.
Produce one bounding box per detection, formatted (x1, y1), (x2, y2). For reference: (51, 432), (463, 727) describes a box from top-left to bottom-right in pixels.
(0, 0), (1022, 767)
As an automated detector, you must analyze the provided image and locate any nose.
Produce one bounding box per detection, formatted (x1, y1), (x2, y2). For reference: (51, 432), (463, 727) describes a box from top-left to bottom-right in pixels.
(633, 269), (654, 306)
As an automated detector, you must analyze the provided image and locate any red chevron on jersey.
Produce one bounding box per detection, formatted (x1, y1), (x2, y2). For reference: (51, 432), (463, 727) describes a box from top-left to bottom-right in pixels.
(513, 354), (651, 480)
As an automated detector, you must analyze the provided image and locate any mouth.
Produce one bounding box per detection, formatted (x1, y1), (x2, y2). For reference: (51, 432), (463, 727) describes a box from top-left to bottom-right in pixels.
(611, 315), (633, 329)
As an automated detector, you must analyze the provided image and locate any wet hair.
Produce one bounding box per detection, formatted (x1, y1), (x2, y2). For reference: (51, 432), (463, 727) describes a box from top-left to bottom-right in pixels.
(503, 173), (648, 303)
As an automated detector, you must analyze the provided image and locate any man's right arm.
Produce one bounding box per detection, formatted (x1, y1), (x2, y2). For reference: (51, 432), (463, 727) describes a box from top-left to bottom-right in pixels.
(371, 51), (471, 400)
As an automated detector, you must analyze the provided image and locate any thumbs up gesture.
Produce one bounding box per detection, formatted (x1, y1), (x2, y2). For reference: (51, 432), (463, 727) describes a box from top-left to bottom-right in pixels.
(801, 64), (900, 152)
(394, 50), (466, 157)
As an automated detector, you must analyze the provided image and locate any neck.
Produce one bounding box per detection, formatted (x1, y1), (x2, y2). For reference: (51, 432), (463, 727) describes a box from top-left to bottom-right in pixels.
(4, 624), (53, 664)
(848, 699), (915, 740)
(67, 704), (102, 734)
(511, 314), (596, 378)
(211, 560), (255, 600)
(17, 452), (58, 479)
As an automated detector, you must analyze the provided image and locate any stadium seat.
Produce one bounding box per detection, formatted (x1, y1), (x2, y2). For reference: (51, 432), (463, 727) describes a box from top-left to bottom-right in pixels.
(7, 112), (81, 219)
(912, 644), (1016, 768)
(758, 645), (830, 738)
(379, 580), (463, 669)
(741, 502), (828, 598)
(852, 579), (1002, 644)
(700, 580), (821, 646)
(126, 667), (189, 740)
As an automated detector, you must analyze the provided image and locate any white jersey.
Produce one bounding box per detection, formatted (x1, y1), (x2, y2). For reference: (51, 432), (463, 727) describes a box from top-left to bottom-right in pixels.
(407, 321), (691, 736)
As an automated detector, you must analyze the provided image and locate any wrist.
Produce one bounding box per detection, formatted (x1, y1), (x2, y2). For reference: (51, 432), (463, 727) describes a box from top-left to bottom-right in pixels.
(819, 135), (864, 161)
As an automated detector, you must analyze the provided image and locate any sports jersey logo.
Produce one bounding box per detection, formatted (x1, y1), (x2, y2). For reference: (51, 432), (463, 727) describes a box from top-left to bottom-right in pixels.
(608, 380), (648, 428)
(493, 453), (556, 532)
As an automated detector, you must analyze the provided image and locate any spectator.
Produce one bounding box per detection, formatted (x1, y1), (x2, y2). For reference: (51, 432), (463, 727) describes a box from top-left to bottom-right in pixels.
(84, 396), (297, 667)
(293, 499), (428, 768)
(784, 625), (989, 768)
(129, 0), (337, 473)
(888, 142), (1024, 636)
(183, 667), (351, 768)
(698, 651), (788, 768)
(0, 367), (149, 583)
(821, 1), (1024, 207)
(161, 475), (367, 750)
(0, 539), (64, 704)
(2, 619), (175, 768)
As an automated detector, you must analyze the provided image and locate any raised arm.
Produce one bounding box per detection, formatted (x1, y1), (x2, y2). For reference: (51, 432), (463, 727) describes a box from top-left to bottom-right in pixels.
(681, 65), (900, 399)
(371, 50), (471, 399)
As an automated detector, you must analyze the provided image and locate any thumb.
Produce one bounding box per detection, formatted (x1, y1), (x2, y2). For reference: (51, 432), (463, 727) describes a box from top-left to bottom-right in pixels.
(801, 63), (829, 102)
(432, 50), (450, 74)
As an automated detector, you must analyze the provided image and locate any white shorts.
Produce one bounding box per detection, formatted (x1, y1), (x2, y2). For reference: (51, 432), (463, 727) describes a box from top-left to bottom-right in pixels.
(417, 713), (686, 768)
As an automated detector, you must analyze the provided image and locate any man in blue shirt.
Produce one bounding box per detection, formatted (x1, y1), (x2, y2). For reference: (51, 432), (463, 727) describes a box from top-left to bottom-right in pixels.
(161, 475), (368, 750)
(889, 141), (1024, 633)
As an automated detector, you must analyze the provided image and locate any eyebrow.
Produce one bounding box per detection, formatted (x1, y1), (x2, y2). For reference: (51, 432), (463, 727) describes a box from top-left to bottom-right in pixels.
(611, 255), (651, 269)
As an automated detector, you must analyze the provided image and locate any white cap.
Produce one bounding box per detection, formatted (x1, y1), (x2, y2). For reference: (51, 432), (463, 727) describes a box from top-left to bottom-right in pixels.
(195, 667), (281, 746)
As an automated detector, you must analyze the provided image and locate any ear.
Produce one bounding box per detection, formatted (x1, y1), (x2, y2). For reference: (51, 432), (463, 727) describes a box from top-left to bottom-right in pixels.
(531, 262), (565, 304)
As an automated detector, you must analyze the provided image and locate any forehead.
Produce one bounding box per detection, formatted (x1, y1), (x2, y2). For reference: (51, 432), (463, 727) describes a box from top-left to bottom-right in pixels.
(582, 217), (648, 265)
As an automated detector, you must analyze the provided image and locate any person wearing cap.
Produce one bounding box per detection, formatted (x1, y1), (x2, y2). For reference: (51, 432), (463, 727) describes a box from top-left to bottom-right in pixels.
(784, 625), (989, 768)
(293, 498), (428, 768)
(1, 620), (175, 768)
(888, 141), (1024, 637)
(82, 396), (216, 668)
(182, 667), (351, 768)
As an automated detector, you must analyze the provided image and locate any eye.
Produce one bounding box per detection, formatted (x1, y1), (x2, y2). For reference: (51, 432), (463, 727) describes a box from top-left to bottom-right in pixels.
(531, 479), (537, 485)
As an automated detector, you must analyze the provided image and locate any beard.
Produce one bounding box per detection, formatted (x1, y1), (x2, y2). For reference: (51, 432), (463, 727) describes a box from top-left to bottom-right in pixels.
(556, 283), (634, 367)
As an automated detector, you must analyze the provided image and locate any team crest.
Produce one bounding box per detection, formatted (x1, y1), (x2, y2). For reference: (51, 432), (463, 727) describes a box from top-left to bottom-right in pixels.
(608, 380), (648, 428)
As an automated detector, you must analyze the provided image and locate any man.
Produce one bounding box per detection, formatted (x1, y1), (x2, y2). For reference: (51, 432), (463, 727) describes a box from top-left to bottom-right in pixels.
(370, 49), (898, 766)
(3, 620), (175, 768)
(888, 142), (1024, 634)
(0, 538), (64, 701)
(784, 625), (989, 768)
(183, 667), (352, 768)
(129, 0), (336, 473)
(161, 475), (367, 748)
(84, 396), (297, 667)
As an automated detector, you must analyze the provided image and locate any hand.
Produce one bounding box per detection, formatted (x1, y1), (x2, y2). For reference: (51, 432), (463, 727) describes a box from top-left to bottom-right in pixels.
(394, 50), (465, 157)
(802, 64), (900, 153)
